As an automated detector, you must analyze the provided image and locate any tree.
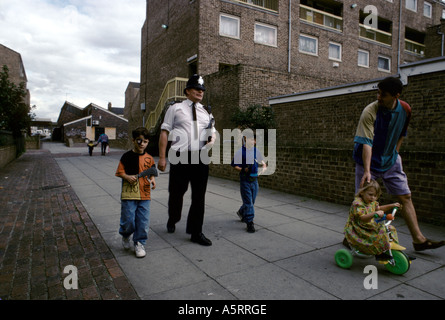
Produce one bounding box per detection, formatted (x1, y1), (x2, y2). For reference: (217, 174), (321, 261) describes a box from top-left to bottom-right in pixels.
(0, 65), (33, 137)
(230, 104), (276, 130)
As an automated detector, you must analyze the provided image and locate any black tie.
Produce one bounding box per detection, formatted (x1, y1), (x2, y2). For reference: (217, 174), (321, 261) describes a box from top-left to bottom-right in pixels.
(192, 102), (198, 137)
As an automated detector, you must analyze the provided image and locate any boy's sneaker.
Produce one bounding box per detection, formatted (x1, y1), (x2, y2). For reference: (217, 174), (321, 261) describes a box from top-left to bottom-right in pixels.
(246, 222), (255, 233)
(122, 236), (132, 250)
(135, 242), (146, 258)
(236, 210), (245, 222)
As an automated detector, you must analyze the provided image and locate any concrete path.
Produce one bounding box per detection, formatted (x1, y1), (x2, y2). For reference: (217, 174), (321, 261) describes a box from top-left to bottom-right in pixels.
(42, 141), (445, 300)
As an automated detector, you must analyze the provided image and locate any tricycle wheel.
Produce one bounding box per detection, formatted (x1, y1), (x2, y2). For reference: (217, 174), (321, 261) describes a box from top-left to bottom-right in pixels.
(385, 250), (410, 275)
(335, 249), (353, 269)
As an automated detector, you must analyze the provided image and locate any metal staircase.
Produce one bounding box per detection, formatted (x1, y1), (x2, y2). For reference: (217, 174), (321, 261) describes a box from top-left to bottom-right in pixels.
(145, 77), (188, 135)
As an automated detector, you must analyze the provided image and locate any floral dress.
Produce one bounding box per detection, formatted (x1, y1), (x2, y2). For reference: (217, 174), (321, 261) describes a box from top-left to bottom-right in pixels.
(344, 197), (399, 255)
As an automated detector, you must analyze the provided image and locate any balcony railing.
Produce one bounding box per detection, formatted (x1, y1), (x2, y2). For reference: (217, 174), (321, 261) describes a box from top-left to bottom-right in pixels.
(232, 0), (279, 12)
(405, 39), (425, 56)
(300, 4), (343, 32)
(359, 24), (392, 46)
(145, 77), (188, 133)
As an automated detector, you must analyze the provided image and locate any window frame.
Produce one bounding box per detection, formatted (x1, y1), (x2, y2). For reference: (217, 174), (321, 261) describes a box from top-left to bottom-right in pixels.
(299, 34), (318, 56)
(378, 55), (391, 72)
(219, 13), (241, 39)
(254, 22), (278, 47)
(406, 0), (417, 12)
(423, 2), (432, 18)
(328, 41), (342, 61)
(358, 49), (370, 68)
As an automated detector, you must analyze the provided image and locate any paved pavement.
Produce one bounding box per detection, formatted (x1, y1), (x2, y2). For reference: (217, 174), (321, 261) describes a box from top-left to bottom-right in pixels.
(0, 144), (138, 300)
(1, 141), (444, 302)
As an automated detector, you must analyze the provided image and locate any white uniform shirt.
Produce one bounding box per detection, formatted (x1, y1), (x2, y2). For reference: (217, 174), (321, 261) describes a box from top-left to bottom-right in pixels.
(161, 99), (215, 151)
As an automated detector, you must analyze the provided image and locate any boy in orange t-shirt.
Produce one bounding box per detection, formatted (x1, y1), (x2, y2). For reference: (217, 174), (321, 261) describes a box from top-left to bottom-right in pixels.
(116, 127), (157, 258)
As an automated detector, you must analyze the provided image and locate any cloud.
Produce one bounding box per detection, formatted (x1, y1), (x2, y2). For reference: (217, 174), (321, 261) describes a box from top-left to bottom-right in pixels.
(0, 0), (145, 121)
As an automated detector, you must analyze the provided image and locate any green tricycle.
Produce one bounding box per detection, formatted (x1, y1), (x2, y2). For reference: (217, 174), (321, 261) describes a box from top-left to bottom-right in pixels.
(335, 207), (413, 275)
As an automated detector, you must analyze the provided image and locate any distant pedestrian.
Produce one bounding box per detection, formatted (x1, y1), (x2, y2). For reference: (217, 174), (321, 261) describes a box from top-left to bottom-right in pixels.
(231, 130), (266, 233)
(344, 180), (401, 261)
(353, 76), (444, 251)
(86, 139), (97, 156)
(115, 127), (157, 258)
(97, 133), (109, 155)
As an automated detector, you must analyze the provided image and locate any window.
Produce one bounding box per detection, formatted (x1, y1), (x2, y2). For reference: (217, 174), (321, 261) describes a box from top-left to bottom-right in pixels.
(299, 34), (318, 56)
(219, 14), (240, 39)
(254, 22), (277, 46)
(405, 27), (426, 55)
(328, 42), (341, 61)
(235, 0), (279, 12)
(358, 49), (369, 67)
(19, 64), (25, 78)
(424, 2), (432, 18)
(406, 0), (417, 12)
(378, 55), (391, 72)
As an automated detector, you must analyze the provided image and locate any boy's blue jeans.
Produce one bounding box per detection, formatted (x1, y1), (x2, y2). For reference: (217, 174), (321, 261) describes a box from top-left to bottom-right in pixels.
(119, 200), (150, 245)
(238, 178), (258, 223)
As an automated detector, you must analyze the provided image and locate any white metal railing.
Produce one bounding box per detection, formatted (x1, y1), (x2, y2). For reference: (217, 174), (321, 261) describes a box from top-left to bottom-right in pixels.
(405, 39), (425, 56)
(145, 77), (188, 132)
(300, 4), (343, 32)
(232, 0), (279, 12)
(359, 24), (392, 46)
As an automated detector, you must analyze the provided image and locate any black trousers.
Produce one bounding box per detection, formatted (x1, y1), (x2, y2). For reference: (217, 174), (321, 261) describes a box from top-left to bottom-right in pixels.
(101, 142), (108, 155)
(167, 153), (209, 235)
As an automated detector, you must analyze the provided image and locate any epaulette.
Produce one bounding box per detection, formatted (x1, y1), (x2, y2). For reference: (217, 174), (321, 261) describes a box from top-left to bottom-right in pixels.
(203, 104), (212, 115)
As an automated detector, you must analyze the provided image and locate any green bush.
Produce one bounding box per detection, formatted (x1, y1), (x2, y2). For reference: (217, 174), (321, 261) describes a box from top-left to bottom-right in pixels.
(230, 104), (276, 130)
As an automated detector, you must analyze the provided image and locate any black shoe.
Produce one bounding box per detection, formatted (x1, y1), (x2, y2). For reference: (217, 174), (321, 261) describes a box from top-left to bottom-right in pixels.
(191, 233), (212, 246)
(375, 252), (393, 262)
(167, 223), (175, 233)
(246, 222), (255, 233)
(413, 239), (445, 251)
(236, 210), (245, 222)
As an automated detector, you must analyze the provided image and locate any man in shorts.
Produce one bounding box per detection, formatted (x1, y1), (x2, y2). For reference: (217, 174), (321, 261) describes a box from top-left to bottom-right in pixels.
(353, 76), (444, 251)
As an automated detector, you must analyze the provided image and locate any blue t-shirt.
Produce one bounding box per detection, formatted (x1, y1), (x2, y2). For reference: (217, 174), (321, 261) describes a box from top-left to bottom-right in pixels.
(353, 99), (411, 172)
(231, 146), (264, 178)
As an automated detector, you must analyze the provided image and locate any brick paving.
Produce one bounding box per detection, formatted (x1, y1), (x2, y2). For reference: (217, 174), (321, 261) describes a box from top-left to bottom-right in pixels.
(0, 149), (139, 300)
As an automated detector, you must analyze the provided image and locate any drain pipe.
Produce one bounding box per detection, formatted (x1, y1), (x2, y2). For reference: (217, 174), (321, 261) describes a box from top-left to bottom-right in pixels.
(397, 0), (402, 74)
(437, 26), (444, 56)
(288, 0), (292, 73)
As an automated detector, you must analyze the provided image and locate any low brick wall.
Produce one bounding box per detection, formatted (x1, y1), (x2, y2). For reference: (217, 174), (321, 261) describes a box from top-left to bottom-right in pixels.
(25, 136), (41, 150)
(0, 145), (17, 169)
(210, 146), (445, 226)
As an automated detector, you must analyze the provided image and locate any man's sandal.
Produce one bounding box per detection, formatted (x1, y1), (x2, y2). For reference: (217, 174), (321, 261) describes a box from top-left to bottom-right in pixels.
(413, 239), (445, 251)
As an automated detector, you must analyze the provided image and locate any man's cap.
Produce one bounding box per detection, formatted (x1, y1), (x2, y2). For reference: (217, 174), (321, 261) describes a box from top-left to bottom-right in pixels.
(184, 74), (206, 94)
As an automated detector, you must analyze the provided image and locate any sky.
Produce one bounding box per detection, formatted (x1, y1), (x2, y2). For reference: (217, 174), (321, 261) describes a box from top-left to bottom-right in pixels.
(0, 0), (146, 122)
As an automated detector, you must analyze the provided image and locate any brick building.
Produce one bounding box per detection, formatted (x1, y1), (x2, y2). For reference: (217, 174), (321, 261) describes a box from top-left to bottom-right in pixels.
(133, 0), (445, 224)
(136, 0), (445, 134)
(209, 57), (445, 225)
(0, 44), (30, 108)
(55, 101), (129, 148)
(124, 82), (142, 130)
(0, 44), (31, 166)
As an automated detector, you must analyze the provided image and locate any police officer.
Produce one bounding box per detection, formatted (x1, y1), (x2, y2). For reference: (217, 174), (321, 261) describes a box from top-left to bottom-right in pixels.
(158, 74), (215, 246)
